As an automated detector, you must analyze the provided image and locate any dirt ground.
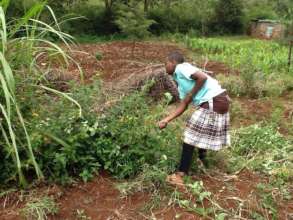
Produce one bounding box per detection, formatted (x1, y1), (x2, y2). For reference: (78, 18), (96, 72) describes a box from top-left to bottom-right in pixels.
(1, 170), (292, 220)
(2, 41), (293, 220)
(40, 41), (233, 84)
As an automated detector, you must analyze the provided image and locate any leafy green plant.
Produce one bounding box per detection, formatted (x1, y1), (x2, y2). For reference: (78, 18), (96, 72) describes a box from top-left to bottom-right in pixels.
(256, 183), (278, 219)
(92, 90), (180, 178)
(216, 74), (246, 97)
(21, 196), (59, 220)
(230, 124), (293, 180)
(167, 180), (228, 219)
(95, 51), (103, 60)
(12, 79), (180, 185)
(0, 1), (81, 186)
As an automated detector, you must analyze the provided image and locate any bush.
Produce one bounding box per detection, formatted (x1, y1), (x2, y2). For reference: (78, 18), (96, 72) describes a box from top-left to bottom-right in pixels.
(148, 3), (202, 35)
(62, 5), (119, 35)
(216, 74), (246, 97)
(210, 0), (244, 34)
(115, 1), (155, 39)
(0, 80), (181, 185)
(92, 90), (180, 178)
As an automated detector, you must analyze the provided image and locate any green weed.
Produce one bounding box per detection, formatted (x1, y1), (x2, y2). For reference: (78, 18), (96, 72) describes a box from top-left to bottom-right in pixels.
(230, 124), (293, 180)
(95, 51), (103, 60)
(116, 164), (169, 197)
(21, 196), (59, 220)
(75, 209), (91, 220)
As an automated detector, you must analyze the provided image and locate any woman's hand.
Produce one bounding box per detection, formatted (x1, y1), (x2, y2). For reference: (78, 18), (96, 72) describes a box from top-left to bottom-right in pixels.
(158, 119), (169, 129)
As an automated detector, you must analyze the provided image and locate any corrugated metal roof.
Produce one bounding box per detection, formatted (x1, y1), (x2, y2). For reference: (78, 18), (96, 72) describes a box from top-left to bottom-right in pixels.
(251, 19), (281, 24)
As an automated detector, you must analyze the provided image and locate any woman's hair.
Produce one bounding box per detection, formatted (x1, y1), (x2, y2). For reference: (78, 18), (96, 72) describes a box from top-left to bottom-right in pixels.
(167, 51), (184, 64)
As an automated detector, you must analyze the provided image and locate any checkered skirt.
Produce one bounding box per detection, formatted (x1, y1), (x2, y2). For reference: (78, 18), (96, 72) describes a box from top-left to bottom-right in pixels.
(183, 107), (230, 151)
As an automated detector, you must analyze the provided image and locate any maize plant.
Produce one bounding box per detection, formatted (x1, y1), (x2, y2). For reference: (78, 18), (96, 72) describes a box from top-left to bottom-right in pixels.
(185, 37), (291, 75)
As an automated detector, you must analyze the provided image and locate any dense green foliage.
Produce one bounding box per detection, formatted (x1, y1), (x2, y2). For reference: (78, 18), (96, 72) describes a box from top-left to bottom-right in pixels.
(184, 36), (293, 97)
(115, 1), (155, 39)
(211, 0), (244, 34)
(5, 0), (293, 37)
(1, 79), (181, 185)
(0, 0), (77, 187)
(230, 124), (293, 180)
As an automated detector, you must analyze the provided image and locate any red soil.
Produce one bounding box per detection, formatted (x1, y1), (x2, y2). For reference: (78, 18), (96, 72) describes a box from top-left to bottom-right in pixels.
(1, 170), (292, 220)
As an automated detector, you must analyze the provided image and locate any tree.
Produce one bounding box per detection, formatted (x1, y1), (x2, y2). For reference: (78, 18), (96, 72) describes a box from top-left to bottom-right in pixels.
(115, 1), (155, 56)
(212, 0), (244, 34)
(191, 0), (216, 35)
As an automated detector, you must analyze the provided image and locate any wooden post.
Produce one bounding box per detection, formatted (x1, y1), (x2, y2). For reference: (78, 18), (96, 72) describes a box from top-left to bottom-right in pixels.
(288, 40), (293, 72)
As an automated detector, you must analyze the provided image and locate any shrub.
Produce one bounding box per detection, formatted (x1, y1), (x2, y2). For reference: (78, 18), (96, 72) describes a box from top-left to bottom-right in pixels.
(216, 74), (246, 97)
(148, 3), (201, 35)
(210, 0), (244, 34)
(63, 5), (119, 35)
(115, 1), (155, 39)
(92, 91), (180, 178)
(1, 80), (181, 185)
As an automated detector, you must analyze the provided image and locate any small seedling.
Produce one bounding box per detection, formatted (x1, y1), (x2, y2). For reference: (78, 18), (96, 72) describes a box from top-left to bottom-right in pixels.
(76, 209), (91, 220)
(95, 51), (103, 60)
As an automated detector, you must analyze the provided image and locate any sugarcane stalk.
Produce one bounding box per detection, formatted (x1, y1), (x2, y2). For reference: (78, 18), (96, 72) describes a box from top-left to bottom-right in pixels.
(288, 40), (293, 71)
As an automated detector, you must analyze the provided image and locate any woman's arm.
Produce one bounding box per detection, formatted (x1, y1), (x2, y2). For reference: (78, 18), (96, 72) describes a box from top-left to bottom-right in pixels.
(158, 71), (207, 129)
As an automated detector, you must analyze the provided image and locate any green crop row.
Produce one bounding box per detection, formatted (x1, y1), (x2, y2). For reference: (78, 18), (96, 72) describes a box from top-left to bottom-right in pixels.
(185, 37), (291, 75)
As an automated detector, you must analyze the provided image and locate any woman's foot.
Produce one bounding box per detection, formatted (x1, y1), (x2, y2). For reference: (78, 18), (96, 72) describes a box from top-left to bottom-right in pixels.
(199, 158), (209, 168)
(166, 172), (185, 188)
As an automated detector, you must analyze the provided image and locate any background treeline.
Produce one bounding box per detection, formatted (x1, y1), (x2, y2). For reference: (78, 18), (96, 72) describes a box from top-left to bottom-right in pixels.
(6, 0), (293, 37)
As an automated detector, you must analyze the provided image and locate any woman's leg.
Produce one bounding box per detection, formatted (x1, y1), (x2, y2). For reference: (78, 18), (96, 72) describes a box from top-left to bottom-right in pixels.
(166, 142), (194, 187)
(198, 148), (208, 167)
(178, 142), (195, 174)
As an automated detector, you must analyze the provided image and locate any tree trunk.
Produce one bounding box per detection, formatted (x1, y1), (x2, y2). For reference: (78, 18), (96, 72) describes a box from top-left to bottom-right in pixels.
(104, 0), (114, 11)
(144, 0), (149, 12)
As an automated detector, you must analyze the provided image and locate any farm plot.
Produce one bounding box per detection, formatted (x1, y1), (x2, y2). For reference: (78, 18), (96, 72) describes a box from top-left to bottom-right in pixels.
(1, 39), (292, 220)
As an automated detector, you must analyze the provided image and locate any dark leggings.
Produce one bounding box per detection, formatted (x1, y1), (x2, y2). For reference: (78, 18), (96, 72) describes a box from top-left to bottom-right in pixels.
(178, 142), (207, 174)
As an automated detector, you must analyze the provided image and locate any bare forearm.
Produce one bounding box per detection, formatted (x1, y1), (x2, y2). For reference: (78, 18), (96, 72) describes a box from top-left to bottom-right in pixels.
(164, 101), (188, 122)
(158, 71), (207, 129)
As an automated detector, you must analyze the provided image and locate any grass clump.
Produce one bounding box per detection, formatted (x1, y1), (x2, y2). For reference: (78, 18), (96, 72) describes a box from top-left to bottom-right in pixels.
(21, 196), (59, 220)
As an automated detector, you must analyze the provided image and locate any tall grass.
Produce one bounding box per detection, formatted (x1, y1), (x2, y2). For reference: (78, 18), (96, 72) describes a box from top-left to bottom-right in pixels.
(0, 1), (80, 186)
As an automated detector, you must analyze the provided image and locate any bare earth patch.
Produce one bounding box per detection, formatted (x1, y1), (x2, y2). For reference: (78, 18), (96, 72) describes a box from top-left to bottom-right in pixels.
(1, 170), (292, 220)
